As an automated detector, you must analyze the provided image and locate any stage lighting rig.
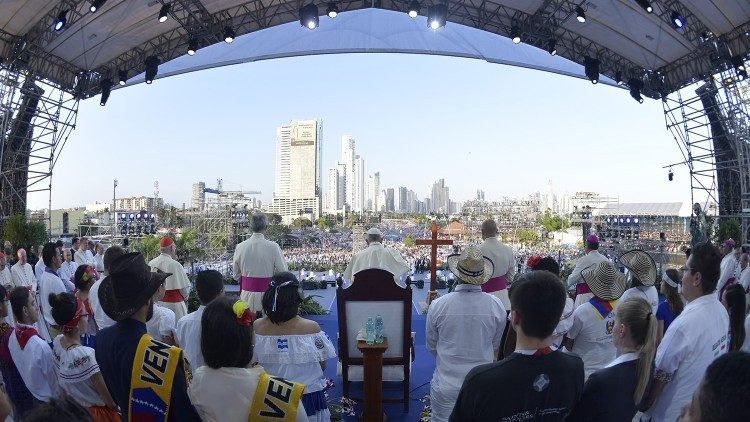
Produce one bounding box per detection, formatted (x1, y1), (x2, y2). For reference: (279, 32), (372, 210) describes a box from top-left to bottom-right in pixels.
(54, 10), (68, 31)
(629, 78), (644, 103)
(158, 3), (171, 23)
(635, 0), (652, 13)
(224, 27), (235, 43)
(188, 39), (198, 55)
(299, 4), (319, 29)
(576, 6), (586, 23)
(670, 11), (684, 29)
(118, 69), (127, 86)
(428, 4), (447, 30)
(90, 0), (107, 13)
(511, 25), (521, 44)
(547, 39), (557, 56)
(668, 167), (674, 181)
(99, 78), (112, 106)
(408, 1), (420, 18)
(584, 56), (599, 84)
(144, 56), (159, 84)
(326, 2), (339, 18)
(615, 71), (623, 85)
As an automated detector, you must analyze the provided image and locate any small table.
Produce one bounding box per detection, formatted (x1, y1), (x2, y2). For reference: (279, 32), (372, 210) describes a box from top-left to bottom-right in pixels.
(357, 338), (389, 422)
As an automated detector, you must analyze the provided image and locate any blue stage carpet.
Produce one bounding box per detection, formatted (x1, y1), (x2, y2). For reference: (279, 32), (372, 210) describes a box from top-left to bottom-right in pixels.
(306, 288), (435, 421)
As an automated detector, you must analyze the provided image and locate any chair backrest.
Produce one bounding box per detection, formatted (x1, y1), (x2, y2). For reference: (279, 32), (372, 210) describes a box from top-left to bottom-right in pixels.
(337, 268), (412, 365)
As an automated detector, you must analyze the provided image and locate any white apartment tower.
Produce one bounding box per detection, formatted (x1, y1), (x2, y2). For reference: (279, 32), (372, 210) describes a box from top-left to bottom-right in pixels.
(366, 172), (380, 212)
(339, 135), (365, 213)
(270, 119), (323, 222)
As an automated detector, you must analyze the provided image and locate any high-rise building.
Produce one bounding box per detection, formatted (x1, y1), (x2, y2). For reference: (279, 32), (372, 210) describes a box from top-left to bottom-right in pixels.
(270, 119), (323, 222)
(477, 189), (485, 201)
(326, 168), (343, 212)
(353, 155), (365, 212)
(338, 135), (366, 213)
(192, 182), (206, 211)
(397, 186), (409, 213)
(385, 188), (395, 212)
(430, 179), (450, 213)
(366, 172), (380, 212)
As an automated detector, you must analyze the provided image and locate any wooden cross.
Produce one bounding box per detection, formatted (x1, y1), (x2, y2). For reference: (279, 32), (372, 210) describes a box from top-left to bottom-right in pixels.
(416, 223), (453, 304)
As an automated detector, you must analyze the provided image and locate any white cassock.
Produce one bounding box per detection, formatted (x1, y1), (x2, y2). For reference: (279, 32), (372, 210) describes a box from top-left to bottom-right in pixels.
(58, 261), (78, 288)
(717, 253), (738, 299)
(74, 249), (95, 266)
(740, 267), (750, 311)
(0, 267), (14, 326)
(233, 233), (288, 315)
(343, 242), (410, 286)
(149, 253), (190, 322)
(34, 260), (45, 286)
(567, 250), (609, 308)
(479, 237), (516, 310)
(11, 262), (37, 293)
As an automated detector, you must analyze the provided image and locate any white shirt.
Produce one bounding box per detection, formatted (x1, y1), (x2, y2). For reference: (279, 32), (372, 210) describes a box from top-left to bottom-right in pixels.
(568, 299), (617, 380)
(38, 270), (67, 341)
(618, 285), (659, 314)
(479, 237), (516, 279)
(59, 261), (78, 286)
(567, 250), (609, 289)
(175, 305), (205, 371)
(343, 242), (410, 285)
(717, 253), (738, 299)
(51, 336), (104, 407)
(552, 297), (575, 348)
(232, 233), (287, 279)
(74, 249), (95, 266)
(649, 294), (729, 422)
(426, 284), (506, 392)
(11, 262), (36, 292)
(0, 267), (11, 289)
(93, 253), (105, 272)
(34, 260), (45, 285)
(146, 303), (176, 342)
(741, 313), (750, 353)
(739, 266), (750, 294)
(149, 253), (190, 292)
(8, 326), (59, 401)
(89, 276), (116, 330)
(189, 366), (308, 422)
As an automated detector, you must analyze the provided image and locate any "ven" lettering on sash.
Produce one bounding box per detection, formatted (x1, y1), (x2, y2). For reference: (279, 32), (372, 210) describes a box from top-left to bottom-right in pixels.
(259, 377), (295, 418)
(140, 339), (171, 385)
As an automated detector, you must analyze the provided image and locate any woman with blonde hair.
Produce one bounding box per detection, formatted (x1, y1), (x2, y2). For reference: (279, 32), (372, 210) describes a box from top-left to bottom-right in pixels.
(569, 297), (657, 421)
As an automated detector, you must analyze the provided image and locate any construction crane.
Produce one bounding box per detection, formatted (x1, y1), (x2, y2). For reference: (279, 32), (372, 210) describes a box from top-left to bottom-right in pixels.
(202, 179), (260, 196)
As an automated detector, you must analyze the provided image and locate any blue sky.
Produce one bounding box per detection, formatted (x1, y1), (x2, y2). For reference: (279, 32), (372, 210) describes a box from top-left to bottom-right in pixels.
(29, 52), (689, 210)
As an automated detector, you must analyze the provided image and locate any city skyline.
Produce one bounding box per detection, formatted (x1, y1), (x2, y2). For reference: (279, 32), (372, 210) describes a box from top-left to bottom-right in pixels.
(29, 54), (689, 211)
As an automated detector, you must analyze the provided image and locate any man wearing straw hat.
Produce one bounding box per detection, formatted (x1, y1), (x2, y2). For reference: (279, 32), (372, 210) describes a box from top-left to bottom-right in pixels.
(426, 245), (506, 422)
(564, 261), (628, 380)
(567, 234), (609, 308)
(479, 219), (516, 310)
(618, 249), (659, 314)
(343, 227), (410, 286)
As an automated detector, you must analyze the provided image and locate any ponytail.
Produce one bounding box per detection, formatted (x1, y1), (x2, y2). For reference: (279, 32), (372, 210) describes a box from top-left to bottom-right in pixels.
(616, 298), (657, 404)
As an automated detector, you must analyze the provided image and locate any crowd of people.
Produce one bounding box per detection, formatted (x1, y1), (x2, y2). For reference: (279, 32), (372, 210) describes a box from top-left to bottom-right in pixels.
(0, 212), (748, 421)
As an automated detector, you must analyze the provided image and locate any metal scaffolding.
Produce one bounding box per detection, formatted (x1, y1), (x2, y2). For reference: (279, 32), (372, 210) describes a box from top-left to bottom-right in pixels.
(0, 66), (79, 234)
(663, 62), (750, 244)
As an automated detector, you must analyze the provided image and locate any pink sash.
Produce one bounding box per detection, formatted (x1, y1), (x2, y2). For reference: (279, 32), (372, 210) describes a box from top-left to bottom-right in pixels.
(240, 276), (272, 293)
(575, 283), (592, 294)
(482, 275), (508, 293)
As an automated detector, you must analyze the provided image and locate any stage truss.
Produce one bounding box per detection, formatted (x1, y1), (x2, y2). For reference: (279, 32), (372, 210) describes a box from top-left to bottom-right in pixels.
(664, 63), (750, 244)
(0, 66), (79, 235)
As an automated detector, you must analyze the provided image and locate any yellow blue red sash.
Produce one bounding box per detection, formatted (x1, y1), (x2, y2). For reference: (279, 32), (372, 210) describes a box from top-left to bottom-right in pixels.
(249, 371), (305, 421)
(129, 334), (183, 422)
(589, 297), (617, 319)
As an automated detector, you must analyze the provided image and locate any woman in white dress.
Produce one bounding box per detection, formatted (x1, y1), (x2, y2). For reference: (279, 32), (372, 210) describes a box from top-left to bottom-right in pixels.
(254, 272), (336, 422)
(48, 292), (119, 421)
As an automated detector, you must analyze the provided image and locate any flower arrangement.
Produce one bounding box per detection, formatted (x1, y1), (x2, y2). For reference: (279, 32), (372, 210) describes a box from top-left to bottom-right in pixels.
(419, 394), (431, 421)
(323, 379), (356, 421)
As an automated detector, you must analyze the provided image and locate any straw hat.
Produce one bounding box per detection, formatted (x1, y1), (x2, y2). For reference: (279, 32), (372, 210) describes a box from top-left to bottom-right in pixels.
(581, 261), (628, 301)
(99, 252), (171, 321)
(619, 249), (657, 287)
(446, 245), (494, 285)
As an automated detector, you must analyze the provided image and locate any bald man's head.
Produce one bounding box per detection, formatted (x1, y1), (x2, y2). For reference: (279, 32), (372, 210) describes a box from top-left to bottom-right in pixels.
(481, 219), (499, 239)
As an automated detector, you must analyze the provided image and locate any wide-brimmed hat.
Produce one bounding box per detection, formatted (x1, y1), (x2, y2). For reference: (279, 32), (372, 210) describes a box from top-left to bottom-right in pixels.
(619, 249), (657, 287)
(581, 261), (628, 301)
(446, 245), (494, 285)
(98, 252), (171, 321)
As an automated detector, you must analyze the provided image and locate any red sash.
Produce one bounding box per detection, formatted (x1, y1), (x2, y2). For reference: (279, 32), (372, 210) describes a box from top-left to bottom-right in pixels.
(162, 289), (184, 303)
(575, 283), (592, 294)
(482, 275), (508, 293)
(240, 276), (272, 293)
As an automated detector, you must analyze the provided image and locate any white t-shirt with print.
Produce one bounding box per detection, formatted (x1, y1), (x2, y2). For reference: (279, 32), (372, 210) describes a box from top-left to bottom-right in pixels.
(567, 299), (617, 380)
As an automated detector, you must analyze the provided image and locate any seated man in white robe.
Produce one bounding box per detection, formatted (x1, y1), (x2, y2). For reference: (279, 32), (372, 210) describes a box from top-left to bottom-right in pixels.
(74, 237), (95, 266)
(343, 228), (410, 286)
(11, 248), (36, 293)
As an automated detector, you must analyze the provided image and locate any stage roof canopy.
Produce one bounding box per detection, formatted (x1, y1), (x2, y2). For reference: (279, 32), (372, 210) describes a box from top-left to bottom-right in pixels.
(2, 1), (749, 99)
(594, 202), (693, 217)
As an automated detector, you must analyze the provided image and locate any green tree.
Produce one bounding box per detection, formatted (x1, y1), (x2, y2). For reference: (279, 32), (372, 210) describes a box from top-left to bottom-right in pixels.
(2, 214), (48, 248)
(403, 234), (416, 248)
(267, 213), (282, 225)
(539, 211), (570, 233)
(176, 229), (204, 264)
(26, 221), (48, 248)
(132, 235), (160, 261)
(292, 217), (312, 228)
(717, 218), (742, 244)
(316, 217), (329, 230)
(266, 224), (291, 241)
(516, 229), (539, 244)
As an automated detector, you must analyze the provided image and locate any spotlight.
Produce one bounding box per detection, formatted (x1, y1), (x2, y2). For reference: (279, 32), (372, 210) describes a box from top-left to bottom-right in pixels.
(670, 11), (684, 29)
(427, 4), (447, 30)
(223, 26), (235, 43)
(700, 31), (710, 42)
(668, 168), (674, 181)
(731, 56), (746, 72)
(615, 71), (623, 85)
(576, 6), (586, 23)
(144, 55), (159, 84)
(299, 4), (319, 29)
(90, 0), (107, 13)
(54, 10), (68, 31)
(187, 38), (198, 55)
(635, 0), (653, 13)
(99, 78), (112, 106)
(158, 3), (171, 23)
(117, 69), (127, 86)
(408, 1), (420, 18)
(584, 56), (599, 84)
(326, 2), (339, 18)
(629, 78), (644, 103)
(547, 38), (557, 55)
(738, 69), (748, 81)
(511, 25), (521, 44)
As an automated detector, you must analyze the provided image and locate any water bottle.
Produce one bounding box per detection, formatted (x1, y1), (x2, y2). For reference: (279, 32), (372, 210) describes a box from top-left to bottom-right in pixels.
(365, 316), (375, 345)
(374, 315), (384, 344)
